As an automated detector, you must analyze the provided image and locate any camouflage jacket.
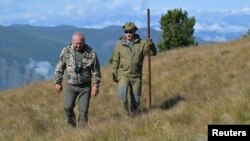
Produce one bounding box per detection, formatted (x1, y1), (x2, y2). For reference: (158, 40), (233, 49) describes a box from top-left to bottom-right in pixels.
(54, 44), (101, 85)
(112, 34), (157, 78)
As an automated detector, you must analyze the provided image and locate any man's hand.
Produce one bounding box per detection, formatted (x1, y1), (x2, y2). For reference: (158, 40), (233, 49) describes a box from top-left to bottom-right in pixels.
(147, 38), (153, 46)
(55, 84), (62, 93)
(91, 84), (99, 97)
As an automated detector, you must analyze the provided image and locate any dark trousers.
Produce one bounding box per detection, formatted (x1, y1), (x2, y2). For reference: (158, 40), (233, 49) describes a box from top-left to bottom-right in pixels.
(64, 82), (91, 127)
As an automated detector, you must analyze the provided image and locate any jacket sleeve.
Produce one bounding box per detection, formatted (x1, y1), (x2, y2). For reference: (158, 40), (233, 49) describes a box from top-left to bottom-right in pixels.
(112, 43), (120, 75)
(91, 51), (101, 85)
(54, 48), (67, 84)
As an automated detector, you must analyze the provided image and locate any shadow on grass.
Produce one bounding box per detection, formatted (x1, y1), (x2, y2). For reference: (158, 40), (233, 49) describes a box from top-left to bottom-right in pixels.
(111, 95), (185, 118)
(138, 95), (185, 115)
(158, 95), (185, 110)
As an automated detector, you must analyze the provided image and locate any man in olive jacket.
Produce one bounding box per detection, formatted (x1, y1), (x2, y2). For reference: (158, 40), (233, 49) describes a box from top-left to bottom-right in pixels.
(54, 32), (101, 128)
(112, 22), (157, 116)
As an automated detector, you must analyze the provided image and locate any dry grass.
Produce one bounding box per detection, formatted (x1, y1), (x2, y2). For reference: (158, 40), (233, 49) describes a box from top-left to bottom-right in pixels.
(1, 39), (250, 141)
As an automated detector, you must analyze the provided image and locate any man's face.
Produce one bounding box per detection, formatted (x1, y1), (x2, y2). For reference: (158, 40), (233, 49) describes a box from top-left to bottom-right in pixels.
(72, 35), (84, 51)
(124, 30), (134, 41)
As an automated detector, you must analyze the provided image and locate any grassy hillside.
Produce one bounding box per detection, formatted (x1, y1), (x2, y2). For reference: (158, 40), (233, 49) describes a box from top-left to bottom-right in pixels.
(1, 39), (250, 141)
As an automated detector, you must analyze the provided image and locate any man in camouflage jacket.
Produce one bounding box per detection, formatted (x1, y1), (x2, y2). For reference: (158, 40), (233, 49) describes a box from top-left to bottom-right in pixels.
(112, 22), (157, 116)
(54, 32), (101, 128)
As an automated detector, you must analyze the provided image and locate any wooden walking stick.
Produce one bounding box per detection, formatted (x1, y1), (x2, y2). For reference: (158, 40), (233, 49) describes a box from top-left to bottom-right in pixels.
(147, 8), (152, 110)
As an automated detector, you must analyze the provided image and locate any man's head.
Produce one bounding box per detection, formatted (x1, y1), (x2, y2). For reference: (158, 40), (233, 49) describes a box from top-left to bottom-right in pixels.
(72, 32), (85, 51)
(122, 22), (137, 41)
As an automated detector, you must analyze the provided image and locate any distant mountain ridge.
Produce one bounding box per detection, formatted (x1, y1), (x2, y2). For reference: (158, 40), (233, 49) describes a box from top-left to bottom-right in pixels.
(0, 24), (162, 90)
(0, 24), (243, 90)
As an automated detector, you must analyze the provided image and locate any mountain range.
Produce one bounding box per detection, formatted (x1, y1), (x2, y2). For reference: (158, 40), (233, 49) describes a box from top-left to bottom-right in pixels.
(0, 24), (244, 91)
(0, 24), (162, 90)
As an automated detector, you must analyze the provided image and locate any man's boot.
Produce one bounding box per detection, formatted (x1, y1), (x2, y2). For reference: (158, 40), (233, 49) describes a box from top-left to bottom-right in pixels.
(122, 101), (130, 116)
(65, 108), (76, 128)
(78, 113), (88, 129)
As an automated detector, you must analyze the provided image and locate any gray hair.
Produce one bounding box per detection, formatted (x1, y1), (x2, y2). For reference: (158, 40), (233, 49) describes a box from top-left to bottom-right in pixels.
(72, 32), (85, 41)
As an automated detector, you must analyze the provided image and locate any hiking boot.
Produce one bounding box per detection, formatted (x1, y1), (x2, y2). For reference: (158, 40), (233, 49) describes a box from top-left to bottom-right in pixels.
(77, 121), (87, 129)
(67, 118), (76, 128)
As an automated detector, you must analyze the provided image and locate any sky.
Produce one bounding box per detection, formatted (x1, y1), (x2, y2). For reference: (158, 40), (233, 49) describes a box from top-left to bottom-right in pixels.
(1, 0), (250, 40)
(1, 0), (249, 89)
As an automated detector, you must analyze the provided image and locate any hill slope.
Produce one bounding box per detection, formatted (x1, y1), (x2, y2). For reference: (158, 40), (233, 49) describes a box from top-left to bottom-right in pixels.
(1, 39), (250, 141)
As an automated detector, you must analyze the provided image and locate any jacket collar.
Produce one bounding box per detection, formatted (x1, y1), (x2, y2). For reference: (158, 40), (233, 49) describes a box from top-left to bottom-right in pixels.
(69, 44), (89, 52)
(120, 34), (141, 46)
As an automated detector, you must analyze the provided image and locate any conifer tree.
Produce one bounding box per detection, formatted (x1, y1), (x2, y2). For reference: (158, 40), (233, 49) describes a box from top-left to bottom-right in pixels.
(158, 8), (196, 52)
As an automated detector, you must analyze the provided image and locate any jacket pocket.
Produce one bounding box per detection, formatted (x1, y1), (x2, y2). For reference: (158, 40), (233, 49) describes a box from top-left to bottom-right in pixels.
(79, 66), (91, 82)
(132, 62), (142, 74)
(120, 61), (130, 72)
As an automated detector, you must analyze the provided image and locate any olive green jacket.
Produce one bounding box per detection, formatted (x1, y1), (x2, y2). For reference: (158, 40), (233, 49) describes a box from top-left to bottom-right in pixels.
(54, 44), (101, 85)
(112, 34), (157, 78)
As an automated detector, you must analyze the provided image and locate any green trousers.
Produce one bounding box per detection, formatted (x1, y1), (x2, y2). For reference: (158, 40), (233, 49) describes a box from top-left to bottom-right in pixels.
(118, 76), (142, 115)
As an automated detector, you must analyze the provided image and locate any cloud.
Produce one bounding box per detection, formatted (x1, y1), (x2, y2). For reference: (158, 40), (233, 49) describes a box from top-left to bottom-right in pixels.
(0, 0), (149, 27)
(202, 35), (227, 42)
(0, 0), (249, 35)
(25, 59), (53, 80)
(242, 7), (250, 14)
(0, 0), (23, 15)
(195, 23), (248, 33)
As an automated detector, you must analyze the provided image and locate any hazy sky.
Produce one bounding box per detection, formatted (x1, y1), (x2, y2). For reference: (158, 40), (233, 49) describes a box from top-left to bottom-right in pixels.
(1, 0), (250, 39)
(149, 0), (249, 10)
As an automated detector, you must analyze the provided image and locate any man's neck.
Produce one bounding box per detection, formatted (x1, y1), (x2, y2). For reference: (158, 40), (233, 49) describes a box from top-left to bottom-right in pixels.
(74, 47), (84, 53)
